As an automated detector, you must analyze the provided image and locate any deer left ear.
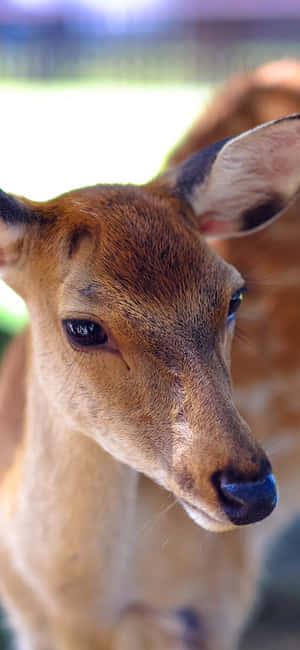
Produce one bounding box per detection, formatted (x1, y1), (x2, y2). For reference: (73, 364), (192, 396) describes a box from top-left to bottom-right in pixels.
(0, 190), (33, 266)
(159, 114), (300, 238)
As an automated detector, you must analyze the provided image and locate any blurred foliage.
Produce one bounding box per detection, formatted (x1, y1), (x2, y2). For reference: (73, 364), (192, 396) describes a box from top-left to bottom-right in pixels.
(0, 607), (12, 649)
(0, 330), (12, 360)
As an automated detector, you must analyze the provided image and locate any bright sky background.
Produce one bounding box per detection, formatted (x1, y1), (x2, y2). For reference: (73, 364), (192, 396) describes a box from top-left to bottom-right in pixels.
(10, 0), (300, 18)
(0, 81), (211, 330)
(1, 82), (210, 199)
(11, 0), (159, 14)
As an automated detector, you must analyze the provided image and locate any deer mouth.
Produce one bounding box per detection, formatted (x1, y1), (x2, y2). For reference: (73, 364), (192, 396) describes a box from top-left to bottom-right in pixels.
(179, 499), (234, 532)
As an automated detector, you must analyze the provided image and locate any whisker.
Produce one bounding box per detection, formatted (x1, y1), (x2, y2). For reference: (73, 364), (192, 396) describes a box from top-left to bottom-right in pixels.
(264, 433), (300, 459)
(234, 324), (251, 346)
(139, 497), (178, 537)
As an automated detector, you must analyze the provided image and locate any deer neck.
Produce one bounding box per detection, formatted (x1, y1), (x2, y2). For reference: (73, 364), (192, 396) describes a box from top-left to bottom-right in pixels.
(2, 347), (138, 616)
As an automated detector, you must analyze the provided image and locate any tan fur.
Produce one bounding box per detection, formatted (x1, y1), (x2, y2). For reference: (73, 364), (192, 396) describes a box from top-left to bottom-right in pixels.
(0, 109), (298, 649)
(0, 187), (245, 648)
(166, 58), (300, 648)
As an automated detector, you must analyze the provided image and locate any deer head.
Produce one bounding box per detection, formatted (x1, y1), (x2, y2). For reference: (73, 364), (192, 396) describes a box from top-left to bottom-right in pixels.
(2, 115), (300, 532)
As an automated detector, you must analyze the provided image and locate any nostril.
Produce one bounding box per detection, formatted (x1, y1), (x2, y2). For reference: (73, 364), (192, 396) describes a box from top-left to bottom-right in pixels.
(214, 470), (277, 526)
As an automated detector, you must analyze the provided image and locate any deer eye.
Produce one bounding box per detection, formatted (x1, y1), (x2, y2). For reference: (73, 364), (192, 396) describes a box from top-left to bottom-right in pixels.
(62, 319), (108, 347)
(227, 287), (247, 324)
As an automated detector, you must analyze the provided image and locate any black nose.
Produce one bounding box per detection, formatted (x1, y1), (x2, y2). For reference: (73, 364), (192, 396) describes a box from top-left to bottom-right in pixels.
(214, 470), (277, 525)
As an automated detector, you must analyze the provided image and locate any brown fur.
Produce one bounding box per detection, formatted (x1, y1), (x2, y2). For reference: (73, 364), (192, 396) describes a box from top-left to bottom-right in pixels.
(166, 58), (300, 648)
(0, 109), (299, 649)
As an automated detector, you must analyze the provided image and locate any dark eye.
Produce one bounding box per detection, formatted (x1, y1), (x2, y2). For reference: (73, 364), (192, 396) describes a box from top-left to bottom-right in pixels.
(62, 319), (108, 348)
(227, 287), (247, 324)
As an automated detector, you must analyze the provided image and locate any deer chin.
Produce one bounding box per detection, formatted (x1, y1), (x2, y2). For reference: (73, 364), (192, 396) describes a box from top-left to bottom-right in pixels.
(179, 499), (235, 533)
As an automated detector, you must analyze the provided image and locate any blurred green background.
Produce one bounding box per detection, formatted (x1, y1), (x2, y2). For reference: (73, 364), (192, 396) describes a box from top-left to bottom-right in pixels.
(0, 2), (300, 649)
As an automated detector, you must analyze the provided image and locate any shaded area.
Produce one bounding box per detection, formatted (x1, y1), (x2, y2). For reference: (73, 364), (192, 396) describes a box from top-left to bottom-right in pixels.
(241, 518), (300, 649)
(0, 331), (12, 361)
(0, 607), (12, 650)
(0, 328), (13, 650)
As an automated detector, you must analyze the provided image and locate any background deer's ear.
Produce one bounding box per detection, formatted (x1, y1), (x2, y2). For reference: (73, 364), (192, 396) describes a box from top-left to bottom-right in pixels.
(0, 190), (33, 266)
(157, 114), (300, 238)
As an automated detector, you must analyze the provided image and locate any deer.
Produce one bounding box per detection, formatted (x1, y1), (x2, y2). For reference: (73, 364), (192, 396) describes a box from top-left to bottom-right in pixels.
(0, 112), (300, 650)
(165, 58), (300, 649)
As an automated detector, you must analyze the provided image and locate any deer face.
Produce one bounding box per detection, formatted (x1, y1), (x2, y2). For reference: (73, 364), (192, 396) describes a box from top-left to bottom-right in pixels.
(2, 115), (300, 532)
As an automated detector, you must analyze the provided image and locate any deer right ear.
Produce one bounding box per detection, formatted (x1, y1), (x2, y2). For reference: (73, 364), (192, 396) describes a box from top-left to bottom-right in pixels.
(157, 114), (300, 238)
(0, 190), (33, 267)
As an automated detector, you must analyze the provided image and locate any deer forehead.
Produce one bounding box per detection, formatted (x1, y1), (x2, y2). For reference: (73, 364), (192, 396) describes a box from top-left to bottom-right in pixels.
(36, 186), (243, 336)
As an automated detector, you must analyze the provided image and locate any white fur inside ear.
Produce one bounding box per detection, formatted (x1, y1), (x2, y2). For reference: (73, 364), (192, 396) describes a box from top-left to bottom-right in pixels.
(0, 222), (25, 266)
(189, 117), (300, 231)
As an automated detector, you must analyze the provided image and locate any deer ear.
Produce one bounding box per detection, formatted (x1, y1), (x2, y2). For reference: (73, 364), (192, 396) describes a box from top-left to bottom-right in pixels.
(160, 114), (300, 238)
(0, 190), (33, 266)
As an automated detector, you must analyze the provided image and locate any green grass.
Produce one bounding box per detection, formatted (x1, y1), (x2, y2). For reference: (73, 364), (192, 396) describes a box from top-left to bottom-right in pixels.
(0, 80), (212, 333)
(0, 283), (28, 334)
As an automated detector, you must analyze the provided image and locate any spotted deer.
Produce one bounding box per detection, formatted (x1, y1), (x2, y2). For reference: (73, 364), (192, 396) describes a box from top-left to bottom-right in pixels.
(166, 59), (300, 649)
(0, 113), (300, 650)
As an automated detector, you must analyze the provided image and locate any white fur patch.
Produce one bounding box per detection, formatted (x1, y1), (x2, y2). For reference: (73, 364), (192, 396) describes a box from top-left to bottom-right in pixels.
(0, 221), (25, 267)
(181, 501), (233, 532)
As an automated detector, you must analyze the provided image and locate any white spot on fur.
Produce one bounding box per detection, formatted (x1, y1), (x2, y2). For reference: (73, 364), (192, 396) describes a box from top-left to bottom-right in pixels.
(181, 501), (232, 532)
(172, 421), (194, 440)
